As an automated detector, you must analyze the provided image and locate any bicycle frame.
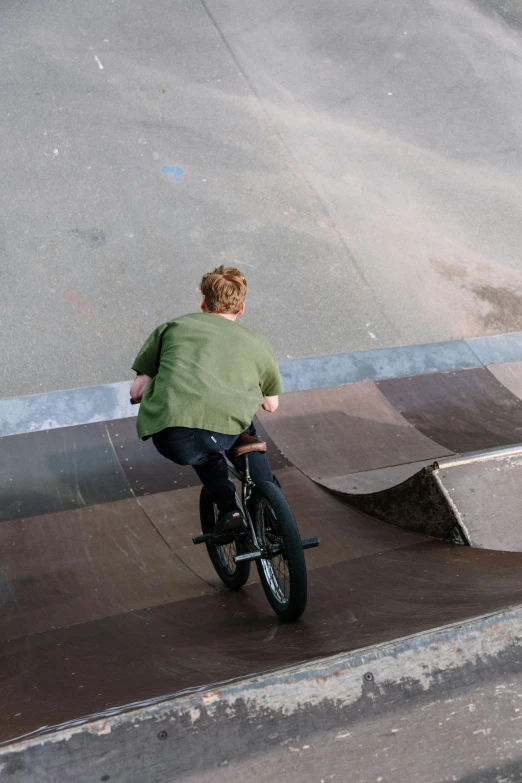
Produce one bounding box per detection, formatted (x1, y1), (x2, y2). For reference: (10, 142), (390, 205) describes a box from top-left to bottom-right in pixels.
(225, 453), (262, 551)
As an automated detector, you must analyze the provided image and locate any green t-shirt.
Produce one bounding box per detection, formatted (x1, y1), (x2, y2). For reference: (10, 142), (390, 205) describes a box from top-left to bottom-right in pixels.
(132, 313), (283, 440)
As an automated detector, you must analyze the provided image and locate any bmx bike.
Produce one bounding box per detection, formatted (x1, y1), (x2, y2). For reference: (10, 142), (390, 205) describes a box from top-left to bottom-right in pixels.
(130, 398), (319, 621)
(191, 432), (319, 621)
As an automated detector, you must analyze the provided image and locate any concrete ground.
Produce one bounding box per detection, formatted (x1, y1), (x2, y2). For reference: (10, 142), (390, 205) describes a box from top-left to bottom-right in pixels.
(181, 673), (522, 783)
(2, 0), (522, 398)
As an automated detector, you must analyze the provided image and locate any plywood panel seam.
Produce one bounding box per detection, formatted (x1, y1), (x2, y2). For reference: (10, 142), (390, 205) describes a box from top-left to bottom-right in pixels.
(135, 497), (174, 553)
(104, 422), (135, 499)
(136, 497), (220, 595)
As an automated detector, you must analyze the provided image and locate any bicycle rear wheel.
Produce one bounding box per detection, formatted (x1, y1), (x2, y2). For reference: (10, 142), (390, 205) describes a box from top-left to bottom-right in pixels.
(250, 481), (307, 621)
(199, 487), (250, 590)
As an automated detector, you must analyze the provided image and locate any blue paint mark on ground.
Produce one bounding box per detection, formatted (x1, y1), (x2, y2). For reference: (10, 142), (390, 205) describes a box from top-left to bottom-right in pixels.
(161, 165), (184, 182)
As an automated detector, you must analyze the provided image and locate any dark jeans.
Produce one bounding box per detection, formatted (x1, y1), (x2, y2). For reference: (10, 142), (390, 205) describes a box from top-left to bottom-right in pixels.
(152, 421), (274, 511)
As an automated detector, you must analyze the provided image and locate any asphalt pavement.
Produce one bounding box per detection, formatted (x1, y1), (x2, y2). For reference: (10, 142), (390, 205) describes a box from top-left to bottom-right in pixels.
(2, 0), (522, 398)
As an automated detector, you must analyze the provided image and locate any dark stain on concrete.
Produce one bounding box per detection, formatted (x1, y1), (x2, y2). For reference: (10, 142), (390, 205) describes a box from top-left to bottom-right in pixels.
(431, 258), (522, 332)
(430, 258), (468, 282)
(69, 228), (106, 247)
(469, 0), (522, 31)
(471, 284), (522, 331)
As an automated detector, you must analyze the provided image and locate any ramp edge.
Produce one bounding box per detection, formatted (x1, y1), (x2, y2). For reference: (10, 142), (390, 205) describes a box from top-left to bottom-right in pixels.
(1, 603), (521, 782)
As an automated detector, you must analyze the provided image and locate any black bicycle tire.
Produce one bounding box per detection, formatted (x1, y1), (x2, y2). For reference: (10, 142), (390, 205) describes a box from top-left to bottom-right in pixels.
(251, 481), (307, 621)
(199, 487), (250, 590)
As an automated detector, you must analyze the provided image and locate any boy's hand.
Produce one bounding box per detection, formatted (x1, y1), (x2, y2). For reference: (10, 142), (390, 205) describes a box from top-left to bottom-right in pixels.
(130, 374), (152, 402)
(262, 395), (279, 413)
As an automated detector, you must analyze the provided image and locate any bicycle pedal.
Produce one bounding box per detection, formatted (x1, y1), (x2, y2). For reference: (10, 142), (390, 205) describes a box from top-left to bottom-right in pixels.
(234, 550), (262, 563)
(301, 537), (320, 550)
(192, 533), (211, 545)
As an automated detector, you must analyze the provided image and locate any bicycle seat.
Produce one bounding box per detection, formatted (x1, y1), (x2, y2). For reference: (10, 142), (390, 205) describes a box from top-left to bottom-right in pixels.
(228, 433), (267, 459)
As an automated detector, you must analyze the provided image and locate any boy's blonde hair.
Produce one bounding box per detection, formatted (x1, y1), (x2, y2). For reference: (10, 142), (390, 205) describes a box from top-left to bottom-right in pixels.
(199, 265), (248, 314)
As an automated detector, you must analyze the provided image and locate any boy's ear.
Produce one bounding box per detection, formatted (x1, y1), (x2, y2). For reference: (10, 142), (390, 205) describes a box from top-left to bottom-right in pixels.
(238, 302), (245, 316)
(200, 296), (207, 312)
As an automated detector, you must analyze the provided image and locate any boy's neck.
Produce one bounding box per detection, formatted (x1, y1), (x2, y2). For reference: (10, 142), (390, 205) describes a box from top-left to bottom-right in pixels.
(215, 313), (238, 322)
(203, 311), (239, 322)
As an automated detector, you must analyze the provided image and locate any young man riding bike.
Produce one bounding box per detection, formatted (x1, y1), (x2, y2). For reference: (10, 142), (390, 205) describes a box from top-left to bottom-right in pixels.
(130, 266), (282, 534)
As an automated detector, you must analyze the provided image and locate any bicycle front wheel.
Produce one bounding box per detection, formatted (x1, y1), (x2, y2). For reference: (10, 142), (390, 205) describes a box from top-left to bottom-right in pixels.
(199, 487), (250, 590)
(251, 481), (307, 621)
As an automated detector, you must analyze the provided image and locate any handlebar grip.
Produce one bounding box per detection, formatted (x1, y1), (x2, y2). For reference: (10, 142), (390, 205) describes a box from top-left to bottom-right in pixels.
(130, 397), (140, 405)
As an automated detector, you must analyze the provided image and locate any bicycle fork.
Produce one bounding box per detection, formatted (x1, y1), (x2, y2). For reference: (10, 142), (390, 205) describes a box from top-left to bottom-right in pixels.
(233, 455), (319, 565)
(233, 454), (265, 564)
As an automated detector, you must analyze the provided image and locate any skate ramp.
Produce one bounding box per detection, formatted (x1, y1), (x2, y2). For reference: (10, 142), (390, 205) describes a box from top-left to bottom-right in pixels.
(257, 369), (522, 551)
(257, 368), (522, 478)
(433, 448), (522, 551)
(3, 365), (522, 778)
(319, 447), (522, 551)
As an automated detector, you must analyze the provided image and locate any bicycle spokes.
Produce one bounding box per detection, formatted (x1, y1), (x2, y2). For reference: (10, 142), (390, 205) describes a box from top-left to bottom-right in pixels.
(257, 499), (290, 604)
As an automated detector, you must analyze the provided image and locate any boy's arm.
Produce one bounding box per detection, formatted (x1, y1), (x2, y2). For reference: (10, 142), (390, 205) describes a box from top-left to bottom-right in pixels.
(260, 346), (283, 413)
(132, 323), (170, 378)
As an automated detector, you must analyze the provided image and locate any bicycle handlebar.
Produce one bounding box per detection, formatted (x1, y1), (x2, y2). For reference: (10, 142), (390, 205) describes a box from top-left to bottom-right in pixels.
(130, 397), (140, 405)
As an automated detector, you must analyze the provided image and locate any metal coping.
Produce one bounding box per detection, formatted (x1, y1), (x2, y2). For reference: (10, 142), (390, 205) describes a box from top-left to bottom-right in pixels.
(435, 443), (522, 470)
(2, 330), (522, 438)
